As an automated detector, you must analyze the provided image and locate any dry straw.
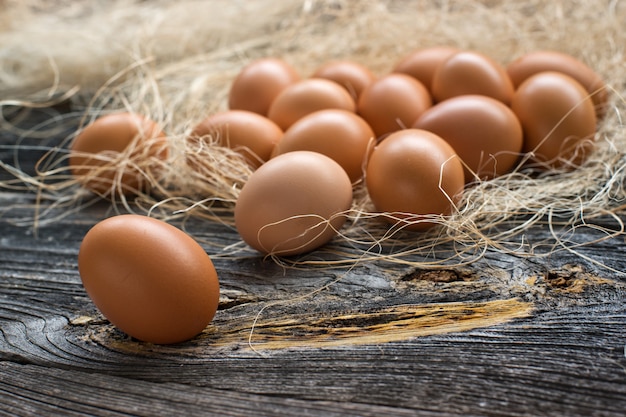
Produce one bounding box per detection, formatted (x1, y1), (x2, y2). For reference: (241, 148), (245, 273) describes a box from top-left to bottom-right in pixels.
(1, 0), (625, 270)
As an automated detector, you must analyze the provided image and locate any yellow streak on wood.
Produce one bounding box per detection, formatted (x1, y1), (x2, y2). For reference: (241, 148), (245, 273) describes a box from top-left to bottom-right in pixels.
(70, 315), (95, 325)
(218, 298), (533, 350)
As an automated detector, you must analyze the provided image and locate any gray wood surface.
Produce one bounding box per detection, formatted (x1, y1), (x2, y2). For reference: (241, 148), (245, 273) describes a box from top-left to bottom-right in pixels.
(1, 106), (625, 416)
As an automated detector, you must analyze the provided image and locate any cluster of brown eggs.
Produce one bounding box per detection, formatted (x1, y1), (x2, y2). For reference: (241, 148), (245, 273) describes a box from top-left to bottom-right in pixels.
(70, 48), (606, 344)
(226, 48), (605, 174)
(215, 48), (605, 256)
(70, 48), (606, 258)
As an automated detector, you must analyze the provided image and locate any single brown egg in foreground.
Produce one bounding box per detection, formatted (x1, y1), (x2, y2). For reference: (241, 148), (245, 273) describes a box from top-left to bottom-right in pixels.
(78, 214), (220, 344)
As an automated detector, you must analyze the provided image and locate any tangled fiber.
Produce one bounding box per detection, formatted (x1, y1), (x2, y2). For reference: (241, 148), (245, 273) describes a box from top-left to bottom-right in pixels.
(1, 0), (625, 269)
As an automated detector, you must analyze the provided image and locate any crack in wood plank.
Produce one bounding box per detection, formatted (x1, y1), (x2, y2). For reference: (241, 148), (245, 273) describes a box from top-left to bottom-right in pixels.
(206, 298), (534, 350)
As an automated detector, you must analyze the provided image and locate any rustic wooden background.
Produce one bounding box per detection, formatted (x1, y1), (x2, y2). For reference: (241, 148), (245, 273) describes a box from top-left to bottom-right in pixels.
(1, 105), (625, 416)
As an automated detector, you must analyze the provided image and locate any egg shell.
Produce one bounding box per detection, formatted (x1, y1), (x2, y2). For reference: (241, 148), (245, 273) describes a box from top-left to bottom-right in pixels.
(311, 60), (376, 100)
(189, 110), (283, 169)
(432, 50), (514, 104)
(511, 71), (597, 169)
(413, 95), (523, 182)
(69, 112), (168, 196)
(228, 58), (300, 116)
(78, 214), (220, 344)
(357, 73), (432, 138)
(267, 78), (356, 130)
(392, 46), (461, 93)
(506, 50), (608, 119)
(272, 109), (375, 183)
(235, 151), (353, 256)
(365, 129), (464, 231)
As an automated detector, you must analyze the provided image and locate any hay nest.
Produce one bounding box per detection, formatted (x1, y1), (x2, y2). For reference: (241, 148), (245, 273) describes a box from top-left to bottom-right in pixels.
(1, 0), (625, 269)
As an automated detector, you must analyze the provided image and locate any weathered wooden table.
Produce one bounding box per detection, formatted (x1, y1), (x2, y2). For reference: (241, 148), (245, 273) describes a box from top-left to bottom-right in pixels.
(1, 106), (625, 416)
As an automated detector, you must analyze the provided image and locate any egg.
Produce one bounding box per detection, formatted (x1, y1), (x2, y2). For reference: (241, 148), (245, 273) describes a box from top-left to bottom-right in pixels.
(189, 110), (283, 169)
(357, 73), (432, 138)
(511, 71), (597, 169)
(432, 50), (514, 104)
(413, 95), (523, 182)
(272, 109), (375, 183)
(392, 46), (461, 93)
(69, 112), (168, 196)
(365, 129), (464, 231)
(78, 214), (220, 344)
(228, 58), (300, 116)
(311, 60), (376, 100)
(235, 151), (353, 256)
(267, 78), (356, 130)
(506, 50), (608, 119)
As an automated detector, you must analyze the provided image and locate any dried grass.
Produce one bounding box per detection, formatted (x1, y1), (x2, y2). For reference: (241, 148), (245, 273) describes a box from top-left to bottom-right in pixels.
(1, 0), (625, 270)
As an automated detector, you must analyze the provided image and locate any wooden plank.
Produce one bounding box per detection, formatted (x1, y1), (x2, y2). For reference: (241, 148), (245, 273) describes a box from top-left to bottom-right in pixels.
(1, 197), (625, 416)
(0, 361), (431, 417)
(1, 108), (626, 415)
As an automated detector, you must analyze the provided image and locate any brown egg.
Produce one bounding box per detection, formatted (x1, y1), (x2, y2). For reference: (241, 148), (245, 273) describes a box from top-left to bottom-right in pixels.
(78, 214), (220, 344)
(413, 95), (523, 182)
(235, 151), (353, 256)
(272, 109), (375, 183)
(392, 46), (461, 93)
(69, 112), (168, 196)
(267, 78), (356, 130)
(357, 73), (432, 138)
(506, 50), (608, 119)
(189, 110), (283, 169)
(311, 60), (376, 100)
(511, 72), (597, 169)
(432, 51), (514, 104)
(365, 129), (464, 231)
(228, 58), (300, 116)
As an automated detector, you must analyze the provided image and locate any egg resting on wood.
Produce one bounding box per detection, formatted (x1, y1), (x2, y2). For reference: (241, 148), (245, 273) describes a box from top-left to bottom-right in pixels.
(78, 214), (220, 344)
